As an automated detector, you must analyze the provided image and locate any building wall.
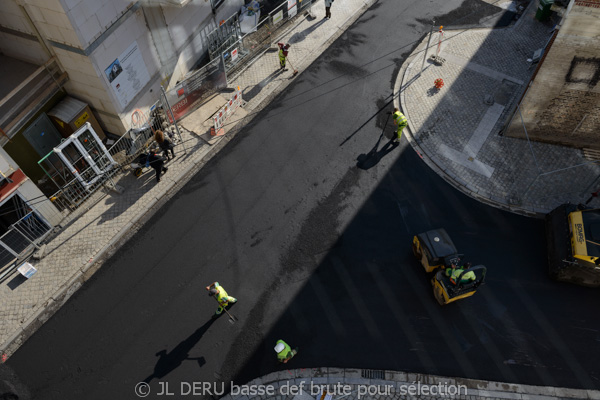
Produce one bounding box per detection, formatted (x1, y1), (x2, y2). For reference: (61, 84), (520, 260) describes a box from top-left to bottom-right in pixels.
(162, 0), (218, 85)
(87, 6), (163, 132)
(0, 0), (48, 64)
(0, 148), (61, 227)
(24, 0), (81, 49)
(0, 0), (242, 135)
(59, 0), (131, 48)
(505, 0), (600, 149)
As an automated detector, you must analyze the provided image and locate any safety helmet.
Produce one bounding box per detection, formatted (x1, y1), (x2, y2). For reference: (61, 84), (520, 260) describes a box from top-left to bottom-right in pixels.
(274, 342), (285, 353)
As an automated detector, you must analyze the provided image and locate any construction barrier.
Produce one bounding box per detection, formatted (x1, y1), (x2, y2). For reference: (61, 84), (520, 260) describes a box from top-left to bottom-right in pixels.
(212, 86), (243, 136)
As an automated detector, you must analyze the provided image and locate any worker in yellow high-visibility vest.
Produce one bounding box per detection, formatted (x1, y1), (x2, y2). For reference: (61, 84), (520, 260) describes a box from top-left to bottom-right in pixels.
(278, 43), (290, 70)
(274, 339), (298, 363)
(206, 282), (237, 316)
(392, 107), (407, 143)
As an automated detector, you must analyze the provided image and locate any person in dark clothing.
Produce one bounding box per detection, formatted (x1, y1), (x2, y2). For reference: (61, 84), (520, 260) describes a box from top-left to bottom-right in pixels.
(147, 152), (168, 182)
(154, 130), (175, 160)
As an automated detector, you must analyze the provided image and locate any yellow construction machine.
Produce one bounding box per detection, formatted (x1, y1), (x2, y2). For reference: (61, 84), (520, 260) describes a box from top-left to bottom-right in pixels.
(412, 228), (486, 305)
(546, 204), (600, 287)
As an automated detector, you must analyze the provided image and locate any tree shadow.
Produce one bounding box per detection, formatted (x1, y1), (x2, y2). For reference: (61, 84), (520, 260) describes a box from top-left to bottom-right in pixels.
(142, 318), (215, 383)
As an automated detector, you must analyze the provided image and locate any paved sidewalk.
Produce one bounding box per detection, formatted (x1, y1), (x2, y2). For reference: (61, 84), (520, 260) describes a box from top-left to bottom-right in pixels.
(397, 2), (600, 216)
(0, 0), (374, 359)
(221, 368), (600, 400)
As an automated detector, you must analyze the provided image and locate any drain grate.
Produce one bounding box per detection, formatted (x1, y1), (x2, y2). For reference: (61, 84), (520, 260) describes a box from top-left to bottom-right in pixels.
(361, 369), (385, 380)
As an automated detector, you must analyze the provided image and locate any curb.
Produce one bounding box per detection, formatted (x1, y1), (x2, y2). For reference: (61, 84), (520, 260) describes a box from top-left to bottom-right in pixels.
(394, 29), (544, 219)
(221, 368), (600, 400)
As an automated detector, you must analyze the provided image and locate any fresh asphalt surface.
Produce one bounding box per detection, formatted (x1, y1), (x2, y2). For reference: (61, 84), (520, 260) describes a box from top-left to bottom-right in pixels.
(5, 1), (600, 399)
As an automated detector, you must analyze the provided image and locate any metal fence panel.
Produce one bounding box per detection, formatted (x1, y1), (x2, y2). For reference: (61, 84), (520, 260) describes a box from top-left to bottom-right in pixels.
(163, 57), (227, 122)
(222, 0), (314, 76)
(207, 13), (242, 61)
(12, 212), (52, 244)
(0, 211), (52, 279)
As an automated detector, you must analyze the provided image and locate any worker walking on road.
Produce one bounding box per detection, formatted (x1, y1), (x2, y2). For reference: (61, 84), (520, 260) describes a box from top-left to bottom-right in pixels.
(274, 339), (298, 363)
(206, 282), (237, 316)
(278, 43), (290, 70)
(391, 107), (408, 143)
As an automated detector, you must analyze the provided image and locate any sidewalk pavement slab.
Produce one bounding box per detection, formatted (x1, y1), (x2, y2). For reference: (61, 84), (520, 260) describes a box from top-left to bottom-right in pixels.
(396, 1), (600, 216)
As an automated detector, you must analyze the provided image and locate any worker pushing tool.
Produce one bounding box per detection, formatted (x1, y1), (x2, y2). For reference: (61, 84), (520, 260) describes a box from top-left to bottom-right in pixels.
(278, 42), (291, 71)
(274, 339), (298, 363)
(206, 282), (237, 316)
(391, 107), (408, 143)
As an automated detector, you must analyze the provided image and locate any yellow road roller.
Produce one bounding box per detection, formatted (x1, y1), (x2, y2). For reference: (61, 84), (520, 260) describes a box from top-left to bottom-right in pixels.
(412, 228), (486, 305)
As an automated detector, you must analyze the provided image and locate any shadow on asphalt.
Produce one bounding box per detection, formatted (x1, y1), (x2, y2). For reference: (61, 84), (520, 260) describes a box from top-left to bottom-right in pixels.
(142, 318), (214, 383)
(356, 135), (398, 170)
(228, 145), (600, 391)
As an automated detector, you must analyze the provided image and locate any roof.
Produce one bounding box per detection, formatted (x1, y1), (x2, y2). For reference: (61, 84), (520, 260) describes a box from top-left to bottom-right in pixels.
(417, 228), (458, 259)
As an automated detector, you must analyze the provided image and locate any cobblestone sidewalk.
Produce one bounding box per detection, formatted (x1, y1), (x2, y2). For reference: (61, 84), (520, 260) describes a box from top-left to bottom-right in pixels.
(397, 2), (600, 216)
(222, 368), (600, 400)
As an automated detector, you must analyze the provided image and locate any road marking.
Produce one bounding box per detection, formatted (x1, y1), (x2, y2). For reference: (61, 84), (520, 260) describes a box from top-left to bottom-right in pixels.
(330, 255), (383, 340)
(477, 289), (555, 385)
(308, 274), (346, 337)
(392, 259), (479, 378)
(367, 262), (438, 374)
(511, 281), (596, 388)
(465, 103), (504, 158)
(437, 102), (504, 178)
(439, 144), (495, 178)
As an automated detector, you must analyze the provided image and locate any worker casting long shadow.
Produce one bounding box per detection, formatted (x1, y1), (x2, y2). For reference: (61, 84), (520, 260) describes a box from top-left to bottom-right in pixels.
(142, 318), (214, 383)
(356, 137), (398, 170)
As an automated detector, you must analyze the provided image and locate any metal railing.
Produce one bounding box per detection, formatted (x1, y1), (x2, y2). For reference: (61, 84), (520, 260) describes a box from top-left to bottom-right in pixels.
(221, 0), (314, 76)
(0, 211), (52, 281)
(163, 58), (227, 122)
(207, 13), (242, 61)
(44, 95), (183, 220)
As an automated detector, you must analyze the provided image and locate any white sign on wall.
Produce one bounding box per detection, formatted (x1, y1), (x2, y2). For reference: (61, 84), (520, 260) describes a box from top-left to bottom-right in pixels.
(288, 0), (297, 18)
(231, 48), (239, 62)
(104, 41), (151, 109)
(273, 10), (283, 24)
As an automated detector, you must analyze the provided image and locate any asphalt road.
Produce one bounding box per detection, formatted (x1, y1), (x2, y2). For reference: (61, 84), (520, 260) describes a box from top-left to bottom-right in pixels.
(5, 0), (600, 399)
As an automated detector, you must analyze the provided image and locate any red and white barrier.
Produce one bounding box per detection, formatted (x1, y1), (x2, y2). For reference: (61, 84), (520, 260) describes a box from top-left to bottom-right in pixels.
(212, 86), (243, 136)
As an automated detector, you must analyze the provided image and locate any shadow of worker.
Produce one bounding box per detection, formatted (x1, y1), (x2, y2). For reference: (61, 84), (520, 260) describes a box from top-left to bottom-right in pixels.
(356, 135), (398, 170)
(142, 318), (215, 383)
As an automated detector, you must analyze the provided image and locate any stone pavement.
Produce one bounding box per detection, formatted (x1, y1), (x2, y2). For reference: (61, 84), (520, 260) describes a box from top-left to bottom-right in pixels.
(221, 368), (600, 400)
(397, 1), (600, 216)
(0, 0), (375, 359)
